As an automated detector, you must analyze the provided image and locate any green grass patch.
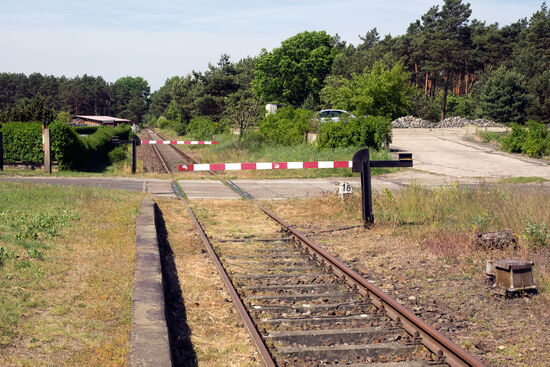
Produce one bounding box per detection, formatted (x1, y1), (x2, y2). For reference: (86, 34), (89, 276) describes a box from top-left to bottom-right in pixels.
(0, 182), (140, 364)
(163, 130), (396, 178)
(499, 176), (548, 184)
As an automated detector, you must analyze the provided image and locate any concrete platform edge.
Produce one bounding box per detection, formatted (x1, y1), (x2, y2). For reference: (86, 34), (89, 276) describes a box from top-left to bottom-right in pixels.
(130, 198), (172, 367)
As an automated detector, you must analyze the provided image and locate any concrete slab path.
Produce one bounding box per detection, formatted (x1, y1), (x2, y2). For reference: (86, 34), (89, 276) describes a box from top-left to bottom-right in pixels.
(392, 128), (550, 179)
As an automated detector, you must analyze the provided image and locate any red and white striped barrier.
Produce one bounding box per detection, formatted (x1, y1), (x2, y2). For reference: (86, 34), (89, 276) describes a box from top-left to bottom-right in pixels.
(141, 140), (217, 145)
(178, 161), (353, 172)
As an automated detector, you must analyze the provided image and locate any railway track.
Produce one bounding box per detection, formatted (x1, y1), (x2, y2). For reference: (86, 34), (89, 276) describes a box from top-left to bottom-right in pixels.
(141, 128), (486, 367)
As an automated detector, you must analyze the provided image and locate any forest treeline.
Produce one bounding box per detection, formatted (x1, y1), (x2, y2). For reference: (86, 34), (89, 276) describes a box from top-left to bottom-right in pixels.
(1, 0), (549, 126)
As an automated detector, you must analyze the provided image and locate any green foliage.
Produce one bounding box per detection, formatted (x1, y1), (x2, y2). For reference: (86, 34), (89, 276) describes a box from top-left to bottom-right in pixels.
(111, 76), (150, 123)
(108, 146), (127, 163)
(156, 116), (175, 129)
(72, 126), (100, 135)
(257, 107), (312, 146)
(523, 221), (549, 250)
(49, 121), (85, 170)
(0, 122), (43, 164)
(81, 124), (131, 168)
(0, 122), (131, 170)
(317, 115), (392, 149)
(502, 121), (549, 158)
(0, 94), (55, 123)
(55, 111), (72, 123)
(479, 66), (532, 123)
(320, 62), (412, 119)
(446, 94), (476, 118)
(253, 31), (337, 106)
(185, 116), (228, 140)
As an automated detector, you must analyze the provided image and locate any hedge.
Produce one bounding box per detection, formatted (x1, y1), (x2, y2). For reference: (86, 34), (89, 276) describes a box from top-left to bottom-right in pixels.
(72, 126), (100, 135)
(0, 122), (131, 169)
(317, 115), (392, 150)
(1, 122), (43, 164)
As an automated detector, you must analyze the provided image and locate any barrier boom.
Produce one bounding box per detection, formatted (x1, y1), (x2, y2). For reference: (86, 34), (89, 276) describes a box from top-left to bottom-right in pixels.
(141, 140), (217, 145)
(178, 161), (353, 171)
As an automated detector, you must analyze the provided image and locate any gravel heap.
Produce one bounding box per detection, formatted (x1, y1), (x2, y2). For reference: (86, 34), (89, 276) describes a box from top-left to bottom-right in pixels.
(438, 116), (502, 128)
(392, 115), (502, 128)
(391, 116), (435, 128)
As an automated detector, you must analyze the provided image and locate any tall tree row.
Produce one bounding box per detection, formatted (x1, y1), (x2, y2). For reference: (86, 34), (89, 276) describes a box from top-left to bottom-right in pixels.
(0, 73), (150, 123)
(2, 1), (550, 125)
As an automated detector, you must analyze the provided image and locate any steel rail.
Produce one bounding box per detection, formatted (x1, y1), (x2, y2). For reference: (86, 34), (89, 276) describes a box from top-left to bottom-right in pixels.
(150, 128), (485, 367)
(142, 129), (276, 367)
(259, 207), (485, 367)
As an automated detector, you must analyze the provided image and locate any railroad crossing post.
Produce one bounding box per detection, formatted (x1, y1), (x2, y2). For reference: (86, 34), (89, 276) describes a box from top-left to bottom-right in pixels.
(44, 128), (52, 174)
(112, 135), (140, 174)
(352, 149), (413, 227)
(132, 134), (139, 174)
(0, 131), (3, 171)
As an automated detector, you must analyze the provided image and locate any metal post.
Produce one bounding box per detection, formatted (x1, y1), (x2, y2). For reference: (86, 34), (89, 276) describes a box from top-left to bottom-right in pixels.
(0, 131), (3, 171)
(361, 151), (374, 226)
(132, 135), (137, 174)
(44, 128), (51, 174)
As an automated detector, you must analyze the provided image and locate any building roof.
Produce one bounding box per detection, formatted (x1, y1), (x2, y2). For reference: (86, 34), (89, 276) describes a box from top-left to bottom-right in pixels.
(73, 115), (131, 123)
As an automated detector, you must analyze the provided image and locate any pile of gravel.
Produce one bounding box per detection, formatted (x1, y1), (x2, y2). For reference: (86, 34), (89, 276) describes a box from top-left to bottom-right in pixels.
(392, 115), (502, 128)
(438, 116), (502, 128)
(391, 116), (435, 128)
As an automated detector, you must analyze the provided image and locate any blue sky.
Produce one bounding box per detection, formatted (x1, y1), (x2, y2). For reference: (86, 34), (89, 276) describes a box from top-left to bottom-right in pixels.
(0, 0), (544, 91)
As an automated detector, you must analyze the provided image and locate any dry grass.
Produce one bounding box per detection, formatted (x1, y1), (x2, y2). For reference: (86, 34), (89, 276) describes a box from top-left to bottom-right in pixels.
(155, 198), (261, 367)
(261, 185), (550, 366)
(0, 182), (141, 366)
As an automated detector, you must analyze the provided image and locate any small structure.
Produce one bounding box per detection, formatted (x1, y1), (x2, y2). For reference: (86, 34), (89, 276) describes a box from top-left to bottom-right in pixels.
(494, 259), (537, 296)
(71, 115), (131, 127)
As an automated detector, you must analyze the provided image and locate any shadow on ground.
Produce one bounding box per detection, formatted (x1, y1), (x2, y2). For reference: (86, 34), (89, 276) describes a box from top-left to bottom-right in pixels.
(155, 204), (198, 367)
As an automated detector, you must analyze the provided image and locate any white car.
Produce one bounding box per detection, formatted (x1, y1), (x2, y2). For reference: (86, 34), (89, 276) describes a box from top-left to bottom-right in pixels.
(316, 109), (356, 122)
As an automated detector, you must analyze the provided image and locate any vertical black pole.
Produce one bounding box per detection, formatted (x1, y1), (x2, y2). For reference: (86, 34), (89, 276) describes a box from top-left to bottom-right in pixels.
(361, 149), (374, 226)
(0, 131), (3, 171)
(132, 135), (136, 174)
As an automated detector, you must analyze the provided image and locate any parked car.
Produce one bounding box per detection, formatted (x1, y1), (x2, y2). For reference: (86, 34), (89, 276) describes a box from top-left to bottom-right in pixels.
(315, 109), (356, 122)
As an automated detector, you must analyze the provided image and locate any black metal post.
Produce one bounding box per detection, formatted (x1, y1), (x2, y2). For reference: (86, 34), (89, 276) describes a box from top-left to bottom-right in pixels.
(0, 131), (3, 171)
(361, 152), (374, 225)
(132, 135), (137, 174)
(353, 148), (413, 227)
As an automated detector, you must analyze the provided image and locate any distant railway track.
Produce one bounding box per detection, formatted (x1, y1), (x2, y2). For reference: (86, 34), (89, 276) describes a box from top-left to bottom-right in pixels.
(141, 128), (485, 367)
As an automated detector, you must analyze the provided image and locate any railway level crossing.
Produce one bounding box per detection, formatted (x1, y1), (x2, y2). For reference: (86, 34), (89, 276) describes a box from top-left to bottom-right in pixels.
(177, 148), (413, 226)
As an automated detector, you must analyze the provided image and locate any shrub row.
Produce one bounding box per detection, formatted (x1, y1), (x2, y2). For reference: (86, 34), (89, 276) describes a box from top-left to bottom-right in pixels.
(502, 121), (550, 158)
(317, 116), (392, 150)
(72, 125), (100, 135)
(1, 122), (43, 164)
(0, 122), (131, 169)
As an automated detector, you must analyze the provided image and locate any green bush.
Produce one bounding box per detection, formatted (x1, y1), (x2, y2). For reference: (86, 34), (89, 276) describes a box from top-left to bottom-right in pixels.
(108, 146), (127, 163)
(257, 107), (312, 146)
(72, 126), (100, 135)
(317, 115), (392, 149)
(50, 121), (85, 170)
(186, 116), (228, 140)
(0, 122), (43, 164)
(81, 124), (131, 167)
(502, 121), (549, 158)
(156, 116), (175, 129)
(1, 122), (131, 170)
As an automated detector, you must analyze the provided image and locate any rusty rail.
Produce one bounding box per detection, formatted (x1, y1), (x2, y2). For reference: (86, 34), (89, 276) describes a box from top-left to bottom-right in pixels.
(148, 128), (486, 367)
(142, 129), (276, 367)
